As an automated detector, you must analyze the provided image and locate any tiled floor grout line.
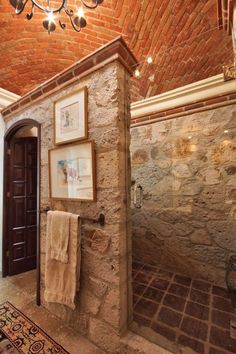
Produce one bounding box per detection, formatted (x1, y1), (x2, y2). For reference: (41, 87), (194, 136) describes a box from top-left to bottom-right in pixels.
(134, 271), (158, 309)
(176, 277), (192, 338)
(206, 284), (213, 354)
(132, 261), (236, 354)
(149, 273), (171, 327)
(174, 277), (203, 352)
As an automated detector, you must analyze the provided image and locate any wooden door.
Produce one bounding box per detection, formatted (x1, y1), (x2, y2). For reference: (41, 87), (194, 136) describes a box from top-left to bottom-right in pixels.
(7, 137), (38, 275)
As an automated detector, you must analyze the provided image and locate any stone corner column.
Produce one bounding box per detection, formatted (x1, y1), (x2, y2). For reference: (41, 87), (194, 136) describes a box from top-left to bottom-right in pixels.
(83, 37), (138, 353)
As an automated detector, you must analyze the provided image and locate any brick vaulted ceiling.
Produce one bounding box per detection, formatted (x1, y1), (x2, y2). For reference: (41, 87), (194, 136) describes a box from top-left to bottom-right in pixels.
(0, 0), (234, 102)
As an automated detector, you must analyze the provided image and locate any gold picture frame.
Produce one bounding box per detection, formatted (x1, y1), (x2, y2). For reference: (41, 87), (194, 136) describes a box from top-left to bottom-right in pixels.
(54, 87), (88, 145)
(49, 140), (96, 202)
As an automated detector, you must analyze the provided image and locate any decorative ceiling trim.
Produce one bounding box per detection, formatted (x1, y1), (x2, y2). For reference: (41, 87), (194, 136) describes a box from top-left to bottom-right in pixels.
(0, 88), (20, 110)
(131, 74), (236, 119)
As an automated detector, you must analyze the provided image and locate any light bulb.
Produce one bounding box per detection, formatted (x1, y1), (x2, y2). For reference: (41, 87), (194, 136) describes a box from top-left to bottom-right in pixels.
(47, 12), (54, 21)
(188, 136), (192, 140)
(148, 74), (155, 82)
(78, 7), (84, 18)
(224, 130), (229, 133)
(135, 69), (140, 77)
(147, 56), (153, 64)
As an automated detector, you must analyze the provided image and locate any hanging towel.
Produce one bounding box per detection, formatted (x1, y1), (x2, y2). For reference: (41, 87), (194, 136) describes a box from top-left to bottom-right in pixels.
(49, 210), (71, 263)
(44, 211), (81, 310)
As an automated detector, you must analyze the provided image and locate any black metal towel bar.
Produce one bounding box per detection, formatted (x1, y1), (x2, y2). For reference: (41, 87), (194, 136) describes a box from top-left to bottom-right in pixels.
(40, 207), (105, 227)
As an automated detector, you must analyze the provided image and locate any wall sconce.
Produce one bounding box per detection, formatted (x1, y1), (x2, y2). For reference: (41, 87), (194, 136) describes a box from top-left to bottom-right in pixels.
(223, 64), (236, 81)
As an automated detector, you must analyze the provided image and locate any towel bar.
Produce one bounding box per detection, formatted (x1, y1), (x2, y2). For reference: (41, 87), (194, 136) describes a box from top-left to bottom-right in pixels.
(40, 207), (105, 227)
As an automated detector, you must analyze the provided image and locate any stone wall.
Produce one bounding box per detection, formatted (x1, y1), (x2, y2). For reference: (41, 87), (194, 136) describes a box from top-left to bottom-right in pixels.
(131, 104), (236, 286)
(4, 57), (132, 353)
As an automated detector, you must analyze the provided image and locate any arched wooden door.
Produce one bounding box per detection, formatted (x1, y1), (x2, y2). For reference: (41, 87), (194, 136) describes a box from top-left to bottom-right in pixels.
(3, 119), (41, 305)
(7, 136), (38, 275)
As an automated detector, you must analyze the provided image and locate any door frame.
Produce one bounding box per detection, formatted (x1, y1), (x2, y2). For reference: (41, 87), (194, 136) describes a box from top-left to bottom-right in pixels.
(3, 119), (41, 306)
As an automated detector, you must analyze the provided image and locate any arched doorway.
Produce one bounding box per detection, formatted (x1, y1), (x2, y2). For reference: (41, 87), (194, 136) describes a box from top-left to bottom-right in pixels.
(3, 119), (41, 305)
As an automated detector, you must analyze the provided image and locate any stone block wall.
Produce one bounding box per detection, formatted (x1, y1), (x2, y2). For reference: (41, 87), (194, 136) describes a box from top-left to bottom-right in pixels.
(4, 42), (134, 352)
(131, 104), (236, 286)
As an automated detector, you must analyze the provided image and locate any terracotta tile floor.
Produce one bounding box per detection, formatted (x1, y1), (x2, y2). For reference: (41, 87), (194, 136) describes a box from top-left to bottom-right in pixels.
(132, 260), (236, 354)
(0, 270), (104, 354)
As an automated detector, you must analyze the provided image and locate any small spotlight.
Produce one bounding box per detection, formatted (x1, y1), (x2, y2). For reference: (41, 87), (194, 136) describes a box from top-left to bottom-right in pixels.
(135, 69), (140, 78)
(147, 56), (153, 64)
(188, 136), (192, 140)
(224, 130), (229, 133)
(75, 7), (87, 27)
(43, 12), (56, 32)
(148, 74), (155, 82)
(47, 12), (54, 21)
(77, 7), (84, 17)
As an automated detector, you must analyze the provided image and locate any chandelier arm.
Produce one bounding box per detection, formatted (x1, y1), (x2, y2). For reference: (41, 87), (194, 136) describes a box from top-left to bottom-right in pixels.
(80, 0), (100, 9)
(15, 0), (28, 15)
(64, 7), (73, 17)
(59, 19), (66, 29)
(30, 0), (66, 13)
(26, 2), (34, 20)
(64, 8), (82, 32)
(70, 18), (82, 32)
(58, 10), (66, 29)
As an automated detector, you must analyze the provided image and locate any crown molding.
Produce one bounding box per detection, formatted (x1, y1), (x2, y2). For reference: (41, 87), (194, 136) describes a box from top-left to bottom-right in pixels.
(131, 74), (236, 118)
(0, 88), (20, 110)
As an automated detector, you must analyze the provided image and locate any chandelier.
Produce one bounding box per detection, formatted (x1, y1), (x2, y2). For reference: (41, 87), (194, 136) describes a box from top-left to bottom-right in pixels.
(9, 0), (103, 33)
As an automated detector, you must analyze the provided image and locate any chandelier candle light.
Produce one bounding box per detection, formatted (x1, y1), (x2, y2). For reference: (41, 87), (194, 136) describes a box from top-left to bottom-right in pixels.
(9, 0), (103, 33)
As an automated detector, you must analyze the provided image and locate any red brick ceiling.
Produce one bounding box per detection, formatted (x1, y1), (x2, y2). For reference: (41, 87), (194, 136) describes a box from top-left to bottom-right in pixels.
(0, 0), (233, 102)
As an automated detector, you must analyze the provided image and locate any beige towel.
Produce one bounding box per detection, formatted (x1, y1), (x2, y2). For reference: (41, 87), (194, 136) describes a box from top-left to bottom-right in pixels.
(49, 210), (71, 263)
(44, 212), (81, 310)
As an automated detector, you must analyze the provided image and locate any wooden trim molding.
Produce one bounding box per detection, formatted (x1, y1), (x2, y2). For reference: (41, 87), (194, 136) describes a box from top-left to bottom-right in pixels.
(1, 37), (138, 120)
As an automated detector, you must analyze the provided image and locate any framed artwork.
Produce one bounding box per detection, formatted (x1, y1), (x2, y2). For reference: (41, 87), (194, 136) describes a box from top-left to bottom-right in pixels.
(54, 87), (88, 145)
(49, 140), (96, 201)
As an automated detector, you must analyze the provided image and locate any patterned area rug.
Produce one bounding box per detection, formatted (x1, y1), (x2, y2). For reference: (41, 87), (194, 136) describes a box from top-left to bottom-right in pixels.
(0, 302), (68, 354)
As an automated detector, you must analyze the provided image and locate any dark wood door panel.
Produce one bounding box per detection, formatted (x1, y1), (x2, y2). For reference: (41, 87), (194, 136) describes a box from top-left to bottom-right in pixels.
(26, 211), (37, 226)
(12, 141), (25, 165)
(27, 168), (37, 196)
(27, 152), (37, 166)
(8, 137), (38, 275)
(26, 228), (37, 257)
(13, 167), (25, 180)
(12, 198), (25, 228)
(12, 182), (25, 196)
(27, 197), (37, 210)
(12, 229), (25, 244)
(12, 243), (25, 261)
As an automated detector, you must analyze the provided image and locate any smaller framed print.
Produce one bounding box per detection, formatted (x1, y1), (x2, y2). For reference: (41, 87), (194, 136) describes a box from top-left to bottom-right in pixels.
(49, 140), (96, 201)
(54, 87), (88, 145)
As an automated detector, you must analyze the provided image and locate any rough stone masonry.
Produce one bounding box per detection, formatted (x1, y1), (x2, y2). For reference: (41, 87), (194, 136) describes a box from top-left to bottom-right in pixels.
(3, 37), (137, 354)
(131, 105), (236, 287)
